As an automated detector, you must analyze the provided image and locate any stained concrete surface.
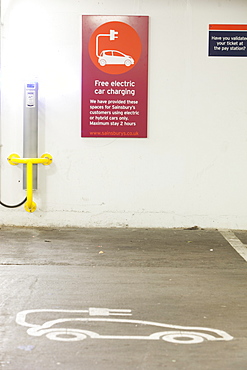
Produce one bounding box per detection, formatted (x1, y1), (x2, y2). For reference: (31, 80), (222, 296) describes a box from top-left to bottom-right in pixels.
(0, 226), (247, 369)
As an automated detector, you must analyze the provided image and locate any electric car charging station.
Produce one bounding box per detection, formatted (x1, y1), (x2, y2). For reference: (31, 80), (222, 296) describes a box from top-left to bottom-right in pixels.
(23, 82), (40, 191)
(1, 1), (247, 369)
(3, 82), (52, 212)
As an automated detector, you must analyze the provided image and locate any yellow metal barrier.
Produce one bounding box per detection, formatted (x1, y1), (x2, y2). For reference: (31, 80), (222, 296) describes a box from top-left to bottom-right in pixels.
(7, 153), (52, 213)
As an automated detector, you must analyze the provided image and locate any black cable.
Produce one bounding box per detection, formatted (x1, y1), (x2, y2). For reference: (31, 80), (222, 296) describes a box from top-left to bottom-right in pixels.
(0, 197), (27, 208)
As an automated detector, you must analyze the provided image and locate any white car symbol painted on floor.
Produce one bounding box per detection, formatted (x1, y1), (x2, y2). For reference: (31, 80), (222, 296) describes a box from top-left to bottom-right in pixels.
(16, 308), (233, 344)
(98, 50), (134, 66)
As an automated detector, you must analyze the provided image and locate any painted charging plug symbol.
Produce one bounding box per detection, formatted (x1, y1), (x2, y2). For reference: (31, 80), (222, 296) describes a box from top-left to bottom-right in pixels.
(96, 29), (134, 67)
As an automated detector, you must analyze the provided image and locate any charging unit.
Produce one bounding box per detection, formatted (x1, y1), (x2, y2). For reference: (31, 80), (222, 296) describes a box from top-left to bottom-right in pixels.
(6, 82), (52, 212)
(23, 82), (38, 189)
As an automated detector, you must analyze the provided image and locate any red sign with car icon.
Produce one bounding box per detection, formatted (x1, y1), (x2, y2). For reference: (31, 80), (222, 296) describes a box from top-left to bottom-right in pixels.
(81, 15), (148, 138)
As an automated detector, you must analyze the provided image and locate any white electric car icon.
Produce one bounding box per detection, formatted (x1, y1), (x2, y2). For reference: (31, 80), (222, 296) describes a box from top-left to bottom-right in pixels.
(98, 50), (134, 67)
(16, 308), (233, 344)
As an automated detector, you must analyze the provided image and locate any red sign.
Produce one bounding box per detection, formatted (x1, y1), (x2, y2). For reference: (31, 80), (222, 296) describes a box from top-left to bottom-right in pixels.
(81, 15), (149, 138)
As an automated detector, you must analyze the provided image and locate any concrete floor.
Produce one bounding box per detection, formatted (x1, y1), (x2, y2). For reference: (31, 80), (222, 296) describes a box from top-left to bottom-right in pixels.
(1, 226), (247, 370)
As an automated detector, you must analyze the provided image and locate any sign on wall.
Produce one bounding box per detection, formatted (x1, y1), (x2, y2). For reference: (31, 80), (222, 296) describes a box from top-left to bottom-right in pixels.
(209, 24), (247, 57)
(81, 15), (149, 138)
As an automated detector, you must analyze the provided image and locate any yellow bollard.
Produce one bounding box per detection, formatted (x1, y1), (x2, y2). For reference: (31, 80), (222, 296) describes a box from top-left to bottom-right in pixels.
(7, 153), (52, 213)
(25, 160), (36, 212)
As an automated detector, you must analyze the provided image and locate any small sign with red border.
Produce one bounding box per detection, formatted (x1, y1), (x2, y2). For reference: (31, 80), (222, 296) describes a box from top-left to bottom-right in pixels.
(81, 15), (149, 138)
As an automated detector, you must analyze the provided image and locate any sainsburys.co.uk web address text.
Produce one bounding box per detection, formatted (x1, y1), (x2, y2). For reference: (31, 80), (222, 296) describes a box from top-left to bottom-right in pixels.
(89, 131), (139, 137)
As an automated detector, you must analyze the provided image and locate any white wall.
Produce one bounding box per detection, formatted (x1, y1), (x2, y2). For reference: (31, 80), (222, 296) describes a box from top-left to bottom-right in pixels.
(1, 0), (247, 229)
